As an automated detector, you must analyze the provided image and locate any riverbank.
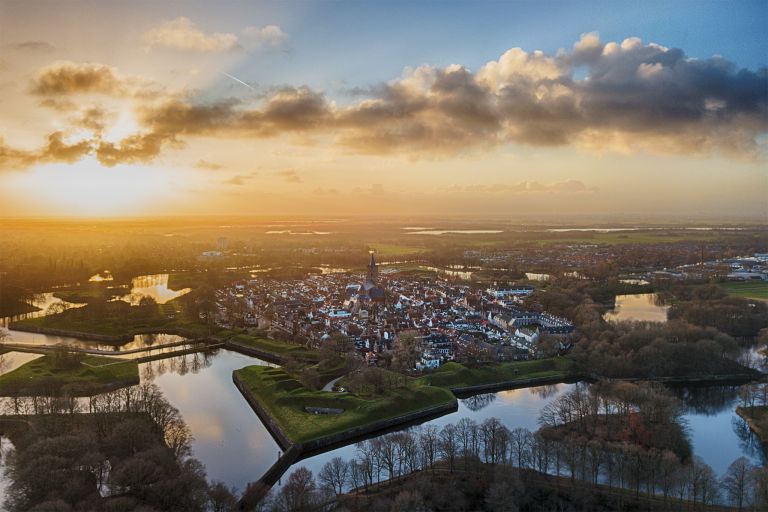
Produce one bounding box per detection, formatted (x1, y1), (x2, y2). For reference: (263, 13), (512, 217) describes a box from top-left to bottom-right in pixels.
(0, 354), (139, 396)
(221, 333), (319, 364)
(416, 358), (576, 391)
(736, 406), (768, 446)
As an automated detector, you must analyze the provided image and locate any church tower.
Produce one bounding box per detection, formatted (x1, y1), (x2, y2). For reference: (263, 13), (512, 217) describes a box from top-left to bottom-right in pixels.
(366, 250), (378, 284)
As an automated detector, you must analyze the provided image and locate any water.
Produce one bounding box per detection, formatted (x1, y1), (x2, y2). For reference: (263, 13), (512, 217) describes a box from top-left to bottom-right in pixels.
(0, 351), (44, 375)
(419, 266), (474, 280)
(525, 272), (551, 281)
(407, 230), (503, 236)
(118, 274), (191, 305)
(137, 350), (279, 492)
(290, 383), (763, 483)
(1, 329), (187, 353)
(604, 293), (669, 322)
(0, 292), (85, 328)
(0, 343), (761, 494)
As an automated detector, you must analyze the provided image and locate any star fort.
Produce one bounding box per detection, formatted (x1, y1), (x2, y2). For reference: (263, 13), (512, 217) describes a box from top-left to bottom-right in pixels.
(217, 253), (574, 370)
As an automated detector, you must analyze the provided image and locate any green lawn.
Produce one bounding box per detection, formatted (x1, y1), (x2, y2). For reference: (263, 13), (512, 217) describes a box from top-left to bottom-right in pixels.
(227, 333), (320, 361)
(720, 281), (768, 300)
(235, 365), (456, 444)
(0, 354), (139, 395)
(416, 358), (574, 389)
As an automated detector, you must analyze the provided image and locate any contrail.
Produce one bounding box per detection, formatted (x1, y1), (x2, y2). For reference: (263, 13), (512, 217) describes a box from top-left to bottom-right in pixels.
(221, 72), (254, 90)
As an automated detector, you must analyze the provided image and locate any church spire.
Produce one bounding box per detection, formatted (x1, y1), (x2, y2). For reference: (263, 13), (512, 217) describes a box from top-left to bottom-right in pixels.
(367, 250), (378, 283)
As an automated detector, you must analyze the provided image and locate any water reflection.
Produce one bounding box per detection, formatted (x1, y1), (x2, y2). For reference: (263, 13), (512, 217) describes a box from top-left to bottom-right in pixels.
(118, 274), (191, 305)
(0, 292), (85, 328)
(732, 415), (767, 464)
(136, 350), (280, 492)
(0, 351), (44, 375)
(670, 385), (741, 416)
(461, 393), (496, 411)
(2, 330), (187, 353)
(604, 293), (669, 322)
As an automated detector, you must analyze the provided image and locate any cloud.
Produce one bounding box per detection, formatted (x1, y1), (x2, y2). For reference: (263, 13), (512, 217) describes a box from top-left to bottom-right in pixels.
(445, 180), (595, 194)
(31, 61), (124, 95)
(9, 41), (55, 53)
(223, 174), (251, 185)
(194, 159), (224, 170)
(10, 33), (766, 170)
(0, 132), (92, 171)
(275, 169), (302, 183)
(142, 17), (289, 53)
(242, 25), (289, 49)
(143, 17), (240, 52)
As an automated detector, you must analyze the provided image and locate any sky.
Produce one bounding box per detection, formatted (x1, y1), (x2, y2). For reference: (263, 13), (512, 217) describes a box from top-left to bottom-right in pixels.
(0, 0), (766, 219)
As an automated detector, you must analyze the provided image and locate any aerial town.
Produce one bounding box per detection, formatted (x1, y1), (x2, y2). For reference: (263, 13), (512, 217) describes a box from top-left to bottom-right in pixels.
(216, 252), (575, 370)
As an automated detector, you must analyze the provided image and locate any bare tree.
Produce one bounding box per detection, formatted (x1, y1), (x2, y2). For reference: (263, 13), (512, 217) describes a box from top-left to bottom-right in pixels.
(318, 456), (349, 496)
(720, 456), (754, 510)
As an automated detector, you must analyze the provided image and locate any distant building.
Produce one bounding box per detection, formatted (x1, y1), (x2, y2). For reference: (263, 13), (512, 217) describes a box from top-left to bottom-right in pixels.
(217, 237), (228, 251)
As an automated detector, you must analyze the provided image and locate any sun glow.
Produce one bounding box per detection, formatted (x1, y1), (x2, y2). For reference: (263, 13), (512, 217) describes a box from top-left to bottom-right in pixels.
(7, 157), (169, 217)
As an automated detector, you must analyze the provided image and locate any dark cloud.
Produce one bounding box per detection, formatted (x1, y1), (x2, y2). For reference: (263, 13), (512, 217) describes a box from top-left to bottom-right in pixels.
(0, 132), (92, 171)
(95, 132), (174, 167)
(31, 61), (123, 95)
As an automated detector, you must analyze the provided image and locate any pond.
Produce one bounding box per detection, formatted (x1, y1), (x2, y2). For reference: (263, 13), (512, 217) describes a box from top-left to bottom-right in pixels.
(118, 274), (191, 305)
(604, 292), (669, 322)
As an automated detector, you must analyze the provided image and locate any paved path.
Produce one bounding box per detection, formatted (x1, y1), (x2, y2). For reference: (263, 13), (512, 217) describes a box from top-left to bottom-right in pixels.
(321, 375), (345, 392)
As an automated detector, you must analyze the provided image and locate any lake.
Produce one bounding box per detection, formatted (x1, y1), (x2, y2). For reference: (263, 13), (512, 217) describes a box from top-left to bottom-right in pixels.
(604, 292), (669, 322)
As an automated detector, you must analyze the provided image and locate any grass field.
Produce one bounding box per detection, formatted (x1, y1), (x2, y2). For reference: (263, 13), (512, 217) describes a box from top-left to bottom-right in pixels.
(416, 358), (574, 389)
(720, 281), (768, 300)
(236, 365), (456, 444)
(370, 243), (426, 257)
(226, 333), (320, 361)
(0, 354), (139, 394)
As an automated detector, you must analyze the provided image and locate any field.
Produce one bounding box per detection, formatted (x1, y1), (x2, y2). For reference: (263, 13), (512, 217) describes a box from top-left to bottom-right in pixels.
(720, 281), (768, 300)
(235, 365), (456, 444)
(0, 354), (139, 395)
(416, 358), (574, 389)
(369, 243), (426, 257)
(225, 332), (320, 362)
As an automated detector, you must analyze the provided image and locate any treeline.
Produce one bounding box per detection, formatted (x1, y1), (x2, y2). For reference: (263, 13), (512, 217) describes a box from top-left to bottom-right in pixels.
(538, 382), (691, 461)
(666, 285), (768, 339)
(570, 320), (748, 379)
(260, 416), (767, 511)
(1, 382), (238, 512)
